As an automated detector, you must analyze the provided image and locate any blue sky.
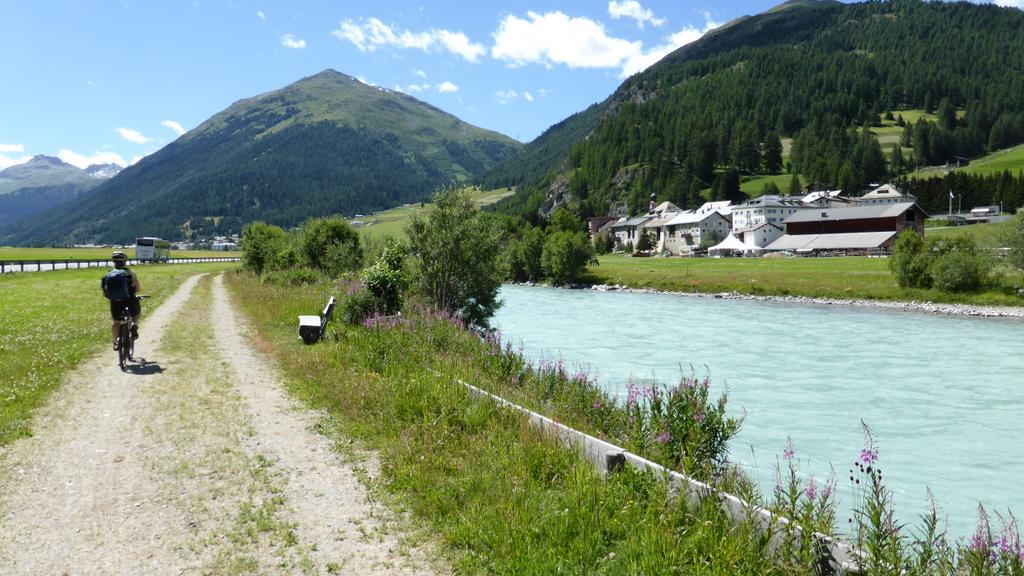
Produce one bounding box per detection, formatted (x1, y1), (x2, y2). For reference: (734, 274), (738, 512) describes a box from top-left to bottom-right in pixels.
(1, 0), (1018, 170)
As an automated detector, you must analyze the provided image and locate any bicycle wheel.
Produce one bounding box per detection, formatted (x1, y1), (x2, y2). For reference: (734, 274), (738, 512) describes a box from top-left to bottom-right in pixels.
(118, 318), (131, 370)
(126, 323), (136, 361)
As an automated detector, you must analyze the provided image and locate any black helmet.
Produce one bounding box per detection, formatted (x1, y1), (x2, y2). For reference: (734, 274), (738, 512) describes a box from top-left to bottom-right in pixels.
(112, 251), (127, 262)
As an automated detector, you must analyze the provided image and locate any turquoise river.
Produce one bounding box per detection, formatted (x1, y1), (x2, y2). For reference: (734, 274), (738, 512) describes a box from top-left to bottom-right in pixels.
(492, 284), (1024, 539)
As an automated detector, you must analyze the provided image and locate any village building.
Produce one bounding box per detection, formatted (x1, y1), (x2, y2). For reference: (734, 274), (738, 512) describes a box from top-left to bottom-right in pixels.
(610, 215), (651, 250)
(727, 195), (810, 250)
(587, 216), (620, 236)
(660, 210), (732, 255)
(765, 202), (929, 254)
(856, 184), (916, 206)
(730, 195), (811, 232)
(802, 190), (855, 208)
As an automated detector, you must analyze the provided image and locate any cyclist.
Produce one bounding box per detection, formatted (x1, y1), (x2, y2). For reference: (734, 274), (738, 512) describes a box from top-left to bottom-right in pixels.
(101, 251), (142, 350)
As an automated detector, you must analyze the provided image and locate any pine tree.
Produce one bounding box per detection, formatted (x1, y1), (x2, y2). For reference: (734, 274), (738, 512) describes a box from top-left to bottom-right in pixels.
(789, 171), (803, 195)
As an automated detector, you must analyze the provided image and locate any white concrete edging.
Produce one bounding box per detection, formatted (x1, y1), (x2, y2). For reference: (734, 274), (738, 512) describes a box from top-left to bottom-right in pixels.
(457, 378), (864, 575)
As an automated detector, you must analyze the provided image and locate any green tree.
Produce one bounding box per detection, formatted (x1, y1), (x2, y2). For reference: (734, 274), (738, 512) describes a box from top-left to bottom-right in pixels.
(362, 239), (406, 315)
(299, 216), (363, 276)
(503, 226), (544, 282)
(789, 172), (803, 195)
(763, 132), (784, 174)
(937, 97), (957, 131)
(547, 207), (586, 233)
(1004, 212), (1024, 270)
(407, 186), (503, 328)
(541, 231), (593, 286)
(636, 229), (656, 252)
(240, 221), (285, 275)
(888, 230), (931, 288)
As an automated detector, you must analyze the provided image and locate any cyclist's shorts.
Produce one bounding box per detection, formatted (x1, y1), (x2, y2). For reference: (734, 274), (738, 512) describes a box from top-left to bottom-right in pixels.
(109, 297), (141, 321)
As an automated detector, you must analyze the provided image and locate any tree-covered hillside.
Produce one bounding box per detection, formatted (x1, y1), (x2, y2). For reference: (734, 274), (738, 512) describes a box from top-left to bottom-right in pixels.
(1, 70), (521, 246)
(488, 0), (1024, 219)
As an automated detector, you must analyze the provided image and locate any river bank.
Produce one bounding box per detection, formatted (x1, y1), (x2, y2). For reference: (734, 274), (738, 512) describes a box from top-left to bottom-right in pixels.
(582, 254), (1024, 309)
(583, 283), (1024, 318)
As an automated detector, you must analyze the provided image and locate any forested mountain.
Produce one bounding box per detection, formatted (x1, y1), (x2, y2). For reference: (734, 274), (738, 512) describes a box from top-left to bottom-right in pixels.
(0, 156), (120, 227)
(1, 70), (520, 245)
(487, 0), (1024, 220)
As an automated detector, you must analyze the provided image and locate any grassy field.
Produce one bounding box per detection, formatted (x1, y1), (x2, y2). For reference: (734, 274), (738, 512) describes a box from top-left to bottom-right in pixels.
(740, 173), (803, 195)
(583, 253), (1024, 306)
(925, 219), (1014, 246)
(0, 247), (235, 260)
(0, 261), (239, 446)
(356, 187), (515, 240)
(225, 273), (793, 575)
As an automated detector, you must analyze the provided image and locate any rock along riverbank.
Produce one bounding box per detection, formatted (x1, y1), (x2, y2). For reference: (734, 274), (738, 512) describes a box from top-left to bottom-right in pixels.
(580, 283), (1024, 319)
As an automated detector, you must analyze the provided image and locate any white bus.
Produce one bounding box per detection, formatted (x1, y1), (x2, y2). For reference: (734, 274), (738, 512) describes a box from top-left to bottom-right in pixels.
(135, 237), (171, 262)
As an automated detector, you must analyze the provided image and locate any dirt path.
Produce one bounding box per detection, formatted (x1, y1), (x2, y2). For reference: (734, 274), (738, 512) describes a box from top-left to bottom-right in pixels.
(0, 273), (442, 575)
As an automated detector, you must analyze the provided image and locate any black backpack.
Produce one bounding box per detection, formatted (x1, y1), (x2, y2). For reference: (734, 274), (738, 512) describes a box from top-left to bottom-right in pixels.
(102, 269), (132, 300)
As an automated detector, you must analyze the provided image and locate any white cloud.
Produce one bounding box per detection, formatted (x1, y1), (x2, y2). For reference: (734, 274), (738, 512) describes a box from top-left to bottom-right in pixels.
(494, 89), (518, 104)
(994, 0), (1023, 6)
(492, 11), (641, 70)
(492, 10), (719, 78)
(412, 69), (427, 78)
(161, 120), (186, 137)
(0, 154), (32, 170)
(58, 149), (128, 169)
(608, 1), (666, 29)
(0, 143), (25, 153)
(405, 83), (431, 93)
(331, 18), (485, 62)
(257, 10), (265, 20)
(117, 127), (150, 144)
(620, 13), (720, 77)
(523, 91), (534, 102)
(281, 34), (306, 49)
(438, 81), (459, 93)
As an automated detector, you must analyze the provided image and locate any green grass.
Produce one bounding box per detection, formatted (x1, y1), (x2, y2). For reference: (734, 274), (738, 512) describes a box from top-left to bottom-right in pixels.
(357, 187), (515, 240)
(909, 144), (1024, 179)
(0, 247), (234, 260)
(0, 261), (239, 446)
(740, 173), (803, 195)
(582, 253), (1024, 306)
(225, 273), (792, 575)
(954, 143), (1024, 177)
(925, 220), (1014, 246)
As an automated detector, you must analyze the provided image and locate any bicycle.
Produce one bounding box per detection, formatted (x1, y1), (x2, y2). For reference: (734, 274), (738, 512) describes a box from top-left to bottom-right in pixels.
(115, 295), (147, 370)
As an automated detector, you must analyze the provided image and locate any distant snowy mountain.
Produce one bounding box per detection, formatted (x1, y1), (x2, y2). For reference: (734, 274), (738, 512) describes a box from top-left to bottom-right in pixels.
(85, 163), (123, 179)
(0, 155), (119, 227)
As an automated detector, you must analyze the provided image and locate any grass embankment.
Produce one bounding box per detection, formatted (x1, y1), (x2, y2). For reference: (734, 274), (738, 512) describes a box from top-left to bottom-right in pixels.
(356, 187), (515, 240)
(0, 247), (234, 260)
(226, 273), (787, 575)
(0, 262), (239, 446)
(912, 143), (1024, 179)
(582, 254), (1024, 306)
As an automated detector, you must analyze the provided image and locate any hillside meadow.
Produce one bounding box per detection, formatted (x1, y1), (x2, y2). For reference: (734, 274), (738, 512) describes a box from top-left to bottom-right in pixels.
(0, 262), (238, 446)
(356, 186), (515, 240)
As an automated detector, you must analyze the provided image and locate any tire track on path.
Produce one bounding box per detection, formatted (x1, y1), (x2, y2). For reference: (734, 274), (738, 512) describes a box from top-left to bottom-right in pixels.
(209, 274), (441, 575)
(0, 273), (205, 574)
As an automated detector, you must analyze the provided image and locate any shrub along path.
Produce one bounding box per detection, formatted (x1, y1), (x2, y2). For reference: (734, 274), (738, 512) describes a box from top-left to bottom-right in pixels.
(0, 273), (441, 575)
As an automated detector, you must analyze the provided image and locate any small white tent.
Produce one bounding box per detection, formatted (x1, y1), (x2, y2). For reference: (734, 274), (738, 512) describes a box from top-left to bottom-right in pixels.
(709, 233), (761, 255)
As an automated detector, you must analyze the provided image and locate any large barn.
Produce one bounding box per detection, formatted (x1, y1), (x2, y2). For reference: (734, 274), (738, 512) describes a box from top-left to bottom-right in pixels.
(766, 202), (929, 254)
